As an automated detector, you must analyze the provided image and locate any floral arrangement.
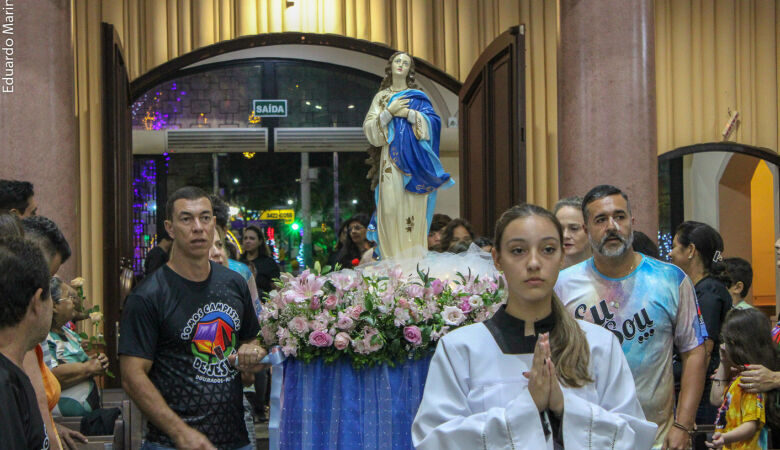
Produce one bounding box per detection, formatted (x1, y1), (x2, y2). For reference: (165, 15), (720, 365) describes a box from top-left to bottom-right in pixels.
(257, 263), (505, 369)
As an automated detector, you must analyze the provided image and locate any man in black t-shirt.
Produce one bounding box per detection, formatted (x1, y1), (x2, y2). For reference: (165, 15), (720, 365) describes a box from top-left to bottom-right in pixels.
(120, 187), (266, 450)
(0, 236), (52, 450)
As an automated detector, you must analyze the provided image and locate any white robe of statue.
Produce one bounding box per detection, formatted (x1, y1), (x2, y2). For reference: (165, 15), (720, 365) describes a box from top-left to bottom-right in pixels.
(363, 88), (430, 261)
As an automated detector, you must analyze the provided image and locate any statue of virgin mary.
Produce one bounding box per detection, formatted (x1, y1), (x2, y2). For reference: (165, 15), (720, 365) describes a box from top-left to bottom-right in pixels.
(363, 52), (455, 261)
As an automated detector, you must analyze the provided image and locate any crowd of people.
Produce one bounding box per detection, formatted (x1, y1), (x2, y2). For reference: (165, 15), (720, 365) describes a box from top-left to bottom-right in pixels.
(2, 177), (780, 450)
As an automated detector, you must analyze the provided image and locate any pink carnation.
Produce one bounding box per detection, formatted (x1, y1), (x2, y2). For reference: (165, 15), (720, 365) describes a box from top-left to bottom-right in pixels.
(309, 317), (328, 332)
(308, 330), (333, 347)
(403, 326), (422, 346)
(323, 295), (339, 310)
(309, 296), (321, 310)
(349, 304), (363, 320)
(394, 307), (410, 326)
(281, 342), (298, 357)
(334, 332), (351, 350)
(288, 316), (309, 335)
(260, 325), (277, 344)
(459, 300), (472, 313)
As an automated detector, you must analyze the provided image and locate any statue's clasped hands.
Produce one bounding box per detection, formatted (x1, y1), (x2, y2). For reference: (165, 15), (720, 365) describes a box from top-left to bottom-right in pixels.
(387, 97), (410, 118)
(523, 332), (564, 416)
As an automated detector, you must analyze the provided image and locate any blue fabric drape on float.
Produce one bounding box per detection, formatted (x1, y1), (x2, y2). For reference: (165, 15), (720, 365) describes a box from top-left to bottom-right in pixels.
(280, 357), (432, 450)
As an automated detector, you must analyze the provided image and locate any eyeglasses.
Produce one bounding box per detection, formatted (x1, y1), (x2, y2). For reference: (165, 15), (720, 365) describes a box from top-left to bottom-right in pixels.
(55, 295), (78, 304)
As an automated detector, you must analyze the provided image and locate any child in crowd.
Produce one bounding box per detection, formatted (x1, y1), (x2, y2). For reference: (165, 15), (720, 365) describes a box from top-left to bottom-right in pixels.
(723, 257), (754, 310)
(707, 309), (779, 449)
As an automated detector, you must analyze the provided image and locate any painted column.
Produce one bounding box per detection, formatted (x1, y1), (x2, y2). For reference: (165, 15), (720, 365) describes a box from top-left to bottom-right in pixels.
(0, 0), (78, 279)
(558, 0), (658, 234)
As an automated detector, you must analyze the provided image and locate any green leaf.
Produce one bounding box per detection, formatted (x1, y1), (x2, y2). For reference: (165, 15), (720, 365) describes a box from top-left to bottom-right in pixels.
(104, 369), (116, 379)
(362, 315), (375, 326)
(421, 326), (431, 343)
(78, 332), (89, 340)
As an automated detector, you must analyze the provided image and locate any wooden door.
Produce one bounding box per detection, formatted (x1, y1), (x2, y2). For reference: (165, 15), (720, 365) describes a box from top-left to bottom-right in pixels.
(459, 26), (526, 237)
(101, 23), (132, 387)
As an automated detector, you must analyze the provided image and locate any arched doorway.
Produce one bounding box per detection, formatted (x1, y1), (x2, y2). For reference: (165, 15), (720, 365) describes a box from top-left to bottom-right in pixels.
(658, 143), (780, 318)
(126, 32), (464, 277)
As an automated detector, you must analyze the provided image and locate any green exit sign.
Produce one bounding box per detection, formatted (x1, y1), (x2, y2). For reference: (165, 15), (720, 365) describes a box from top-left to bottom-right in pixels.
(253, 99), (288, 117)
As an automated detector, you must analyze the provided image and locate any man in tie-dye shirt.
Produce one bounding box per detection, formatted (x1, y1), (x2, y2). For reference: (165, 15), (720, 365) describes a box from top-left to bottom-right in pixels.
(555, 185), (707, 450)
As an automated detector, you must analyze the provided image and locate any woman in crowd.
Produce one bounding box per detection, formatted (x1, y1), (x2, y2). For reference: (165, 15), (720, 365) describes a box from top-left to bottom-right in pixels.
(669, 221), (732, 428)
(241, 225), (280, 293)
(337, 214), (375, 268)
(327, 221), (350, 267)
(553, 196), (591, 269)
(413, 204), (656, 449)
(706, 308), (778, 449)
(427, 213), (452, 251)
(632, 230), (660, 259)
(208, 224), (261, 448)
(47, 277), (109, 416)
(437, 217), (474, 252)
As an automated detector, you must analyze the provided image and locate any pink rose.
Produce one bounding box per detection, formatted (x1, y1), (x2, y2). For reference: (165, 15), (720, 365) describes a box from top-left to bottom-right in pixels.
(398, 298), (410, 309)
(336, 315), (354, 330)
(430, 279), (445, 295)
(323, 295), (339, 310)
(334, 332), (351, 350)
(288, 316), (309, 335)
(403, 326), (423, 346)
(459, 300), (472, 313)
(308, 330), (333, 347)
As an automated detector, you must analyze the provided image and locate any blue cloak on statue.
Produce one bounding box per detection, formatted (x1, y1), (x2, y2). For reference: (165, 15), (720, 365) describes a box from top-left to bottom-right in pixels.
(367, 89), (455, 258)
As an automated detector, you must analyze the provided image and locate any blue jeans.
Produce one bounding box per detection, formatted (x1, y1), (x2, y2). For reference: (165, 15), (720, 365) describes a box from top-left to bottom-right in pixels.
(142, 441), (253, 450)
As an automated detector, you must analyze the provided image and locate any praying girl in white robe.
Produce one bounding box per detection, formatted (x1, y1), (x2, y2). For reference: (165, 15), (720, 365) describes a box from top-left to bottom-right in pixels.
(412, 204), (657, 450)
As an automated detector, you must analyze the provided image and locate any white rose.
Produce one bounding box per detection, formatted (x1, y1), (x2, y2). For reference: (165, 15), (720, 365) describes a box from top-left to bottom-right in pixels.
(70, 277), (85, 288)
(89, 311), (103, 321)
(441, 305), (465, 326)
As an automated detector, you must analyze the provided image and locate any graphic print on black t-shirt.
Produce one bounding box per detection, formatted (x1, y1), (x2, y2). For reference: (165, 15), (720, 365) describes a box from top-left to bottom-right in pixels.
(181, 302), (241, 383)
(119, 262), (261, 448)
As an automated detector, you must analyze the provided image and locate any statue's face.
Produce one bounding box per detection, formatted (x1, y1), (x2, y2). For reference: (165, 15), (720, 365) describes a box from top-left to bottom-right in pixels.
(391, 53), (412, 79)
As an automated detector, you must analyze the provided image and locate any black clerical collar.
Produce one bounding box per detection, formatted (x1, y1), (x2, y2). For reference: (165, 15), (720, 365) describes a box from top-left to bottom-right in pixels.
(483, 304), (556, 354)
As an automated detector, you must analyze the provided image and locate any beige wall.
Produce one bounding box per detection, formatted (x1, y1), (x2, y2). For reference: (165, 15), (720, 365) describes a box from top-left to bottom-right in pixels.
(656, 0), (780, 156)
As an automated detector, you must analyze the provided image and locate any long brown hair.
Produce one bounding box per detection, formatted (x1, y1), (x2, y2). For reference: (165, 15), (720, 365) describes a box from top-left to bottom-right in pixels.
(721, 308), (780, 429)
(379, 51), (420, 91)
(494, 204), (593, 387)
